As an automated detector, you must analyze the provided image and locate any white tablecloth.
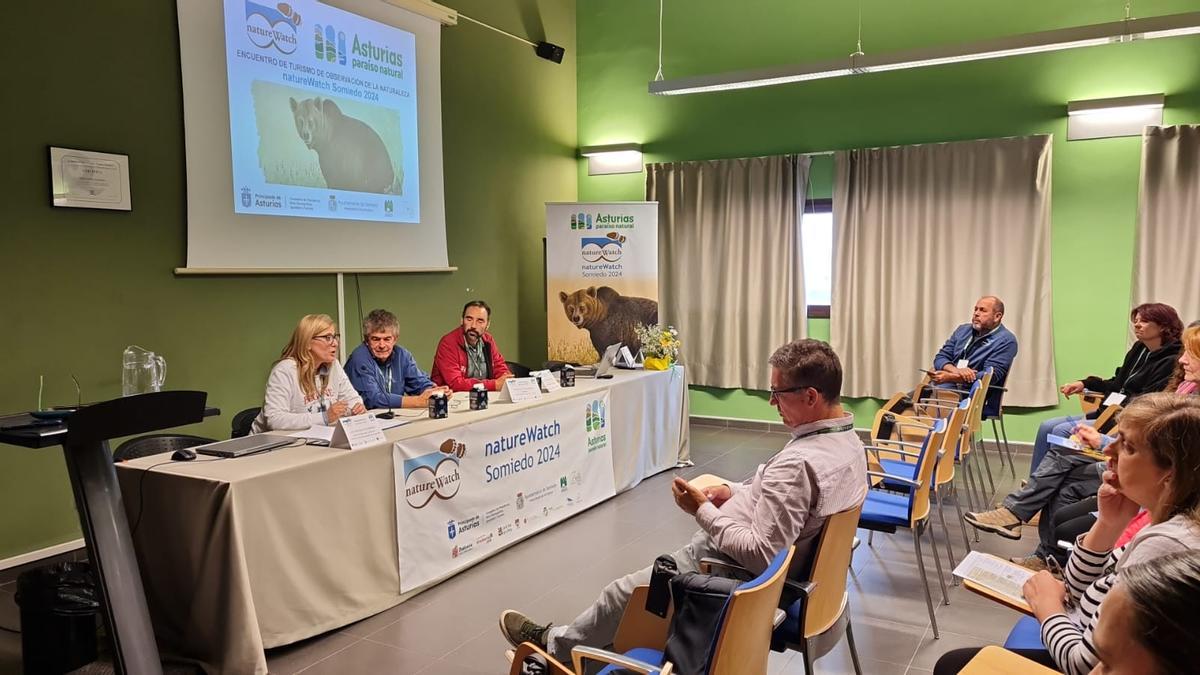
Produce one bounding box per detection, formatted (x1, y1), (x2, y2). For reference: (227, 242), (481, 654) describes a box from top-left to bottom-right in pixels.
(115, 367), (688, 674)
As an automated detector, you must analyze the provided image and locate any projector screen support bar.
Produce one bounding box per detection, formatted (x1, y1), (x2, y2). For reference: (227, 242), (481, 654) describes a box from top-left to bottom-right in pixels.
(173, 267), (458, 275)
(381, 0), (458, 26)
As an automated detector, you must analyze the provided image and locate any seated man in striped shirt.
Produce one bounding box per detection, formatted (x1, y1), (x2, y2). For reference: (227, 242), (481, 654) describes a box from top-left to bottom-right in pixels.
(497, 339), (869, 664)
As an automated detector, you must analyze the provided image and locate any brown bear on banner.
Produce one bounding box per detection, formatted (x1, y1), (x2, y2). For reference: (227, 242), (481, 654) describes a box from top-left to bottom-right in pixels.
(559, 286), (659, 359)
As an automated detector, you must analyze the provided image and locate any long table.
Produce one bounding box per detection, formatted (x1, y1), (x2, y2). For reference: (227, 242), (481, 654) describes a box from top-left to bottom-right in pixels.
(115, 368), (688, 674)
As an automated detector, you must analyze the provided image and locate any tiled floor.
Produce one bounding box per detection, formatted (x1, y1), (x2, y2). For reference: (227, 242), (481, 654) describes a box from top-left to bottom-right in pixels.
(0, 423), (1038, 674)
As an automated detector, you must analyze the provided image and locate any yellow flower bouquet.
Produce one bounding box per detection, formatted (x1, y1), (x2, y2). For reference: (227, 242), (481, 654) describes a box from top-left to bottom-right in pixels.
(633, 324), (681, 370)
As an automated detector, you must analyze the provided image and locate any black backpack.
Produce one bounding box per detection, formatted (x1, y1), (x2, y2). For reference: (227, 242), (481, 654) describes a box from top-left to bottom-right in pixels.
(658, 569), (741, 675)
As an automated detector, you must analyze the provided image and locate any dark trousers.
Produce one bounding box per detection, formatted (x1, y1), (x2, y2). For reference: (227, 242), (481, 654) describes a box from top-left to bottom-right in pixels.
(1046, 496), (1098, 564)
(1002, 447), (1102, 560)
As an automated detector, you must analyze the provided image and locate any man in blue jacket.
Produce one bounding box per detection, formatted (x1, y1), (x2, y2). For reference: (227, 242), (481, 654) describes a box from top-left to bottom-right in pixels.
(346, 309), (448, 409)
(930, 296), (1018, 418)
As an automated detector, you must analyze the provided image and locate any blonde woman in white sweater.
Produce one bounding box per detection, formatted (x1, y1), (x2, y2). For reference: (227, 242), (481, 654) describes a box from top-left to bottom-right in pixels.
(251, 314), (365, 433)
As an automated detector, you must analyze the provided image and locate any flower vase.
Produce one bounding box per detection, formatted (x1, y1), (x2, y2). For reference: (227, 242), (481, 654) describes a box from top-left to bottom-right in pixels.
(644, 356), (671, 371)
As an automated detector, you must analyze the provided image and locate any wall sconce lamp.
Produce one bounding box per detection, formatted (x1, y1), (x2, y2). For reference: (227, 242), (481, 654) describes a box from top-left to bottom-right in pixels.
(1067, 94), (1165, 140)
(580, 143), (644, 175)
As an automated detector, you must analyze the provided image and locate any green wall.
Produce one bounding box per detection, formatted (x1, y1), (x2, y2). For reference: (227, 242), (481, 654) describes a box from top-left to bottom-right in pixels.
(0, 1), (576, 560)
(577, 0), (1200, 442)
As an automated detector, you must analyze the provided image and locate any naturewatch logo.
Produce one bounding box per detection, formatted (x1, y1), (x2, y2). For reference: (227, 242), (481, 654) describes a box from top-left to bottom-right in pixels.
(244, 1), (300, 54)
(402, 438), (466, 508)
(581, 233), (626, 263)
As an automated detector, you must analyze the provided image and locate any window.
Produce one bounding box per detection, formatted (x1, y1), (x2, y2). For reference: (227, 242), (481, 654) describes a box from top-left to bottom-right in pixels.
(801, 199), (832, 318)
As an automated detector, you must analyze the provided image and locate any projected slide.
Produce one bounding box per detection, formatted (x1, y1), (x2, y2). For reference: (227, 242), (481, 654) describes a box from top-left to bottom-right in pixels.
(223, 0), (419, 223)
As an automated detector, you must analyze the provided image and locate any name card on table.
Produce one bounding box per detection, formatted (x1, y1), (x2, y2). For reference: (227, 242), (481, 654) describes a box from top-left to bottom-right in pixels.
(330, 413), (387, 450)
(530, 369), (561, 393)
(502, 377), (544, 403)
(615, 346), (643, 368)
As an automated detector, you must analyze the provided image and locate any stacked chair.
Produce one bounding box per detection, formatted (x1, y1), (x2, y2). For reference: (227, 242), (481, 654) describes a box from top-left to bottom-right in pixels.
(870, 397), (974, 570)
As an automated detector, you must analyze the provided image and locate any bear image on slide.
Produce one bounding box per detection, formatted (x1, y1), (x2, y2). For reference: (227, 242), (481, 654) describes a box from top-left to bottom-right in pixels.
(559, 286), (659, 359)
(289, 96), (401, 194)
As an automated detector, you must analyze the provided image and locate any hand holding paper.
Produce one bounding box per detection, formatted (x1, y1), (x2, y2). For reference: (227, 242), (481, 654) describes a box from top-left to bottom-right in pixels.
(671, 477), (707, 515)
(1022, 570), (1068, 622)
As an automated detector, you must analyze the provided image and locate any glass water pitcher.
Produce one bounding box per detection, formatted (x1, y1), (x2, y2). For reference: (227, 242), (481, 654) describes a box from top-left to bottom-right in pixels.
(122, 345), (166, 396)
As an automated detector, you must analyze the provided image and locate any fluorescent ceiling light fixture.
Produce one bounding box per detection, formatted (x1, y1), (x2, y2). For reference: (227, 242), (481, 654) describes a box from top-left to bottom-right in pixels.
(650, 11), (1200, 96)
(1067, 94), (1164, 140)
(1067, 93), (1164, 116)
(580, 143), (644, 175)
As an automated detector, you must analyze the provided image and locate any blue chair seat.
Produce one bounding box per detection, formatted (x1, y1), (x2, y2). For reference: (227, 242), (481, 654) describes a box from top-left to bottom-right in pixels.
(878, 458), (918, 491)
(860, 490), (910, 526)
(879, 458), (917, 479)
(596, 647), (665, 674)
(1003, 615), (1045, 650)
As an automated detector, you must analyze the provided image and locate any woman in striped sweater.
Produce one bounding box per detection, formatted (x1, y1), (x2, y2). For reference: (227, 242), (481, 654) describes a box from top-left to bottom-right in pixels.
(934, 392), (1200, 674)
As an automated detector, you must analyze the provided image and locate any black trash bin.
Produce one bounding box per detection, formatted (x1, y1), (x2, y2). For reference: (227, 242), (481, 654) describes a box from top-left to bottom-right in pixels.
(14, 561), (99, 674)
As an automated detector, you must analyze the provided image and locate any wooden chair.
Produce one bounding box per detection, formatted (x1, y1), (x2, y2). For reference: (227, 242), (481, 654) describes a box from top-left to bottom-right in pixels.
(920, 369), (996, 507)
(507, 643), (576, 675)
(960, 645), (1058, 674)
(696, 505), (867, 674)
(872, 398), (973, 570)
(768, 504), (866, 674)
(574, 546), (797, 675)
(1075, 389), (1105, 415)
(890, 373), (990, 514)
(1093, 402), (1123, 434)
(859, 417), (950, 637)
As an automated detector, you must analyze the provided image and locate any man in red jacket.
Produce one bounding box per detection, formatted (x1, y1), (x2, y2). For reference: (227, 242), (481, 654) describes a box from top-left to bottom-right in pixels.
(431, 300), (513, 392)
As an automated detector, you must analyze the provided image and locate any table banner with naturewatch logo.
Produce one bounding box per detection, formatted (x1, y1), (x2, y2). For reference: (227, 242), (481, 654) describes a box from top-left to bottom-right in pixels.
(393, 390), (615, 591)
(546, 202), (659, 364)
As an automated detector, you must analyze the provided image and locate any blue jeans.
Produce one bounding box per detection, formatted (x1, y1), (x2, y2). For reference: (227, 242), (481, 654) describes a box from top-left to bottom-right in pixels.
(1029, 414), (1085, 476)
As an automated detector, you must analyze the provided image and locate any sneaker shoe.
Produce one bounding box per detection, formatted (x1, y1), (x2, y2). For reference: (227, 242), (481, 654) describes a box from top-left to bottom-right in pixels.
(964, 507), (1023, 539)
(499, 609), (552, 650)
(1009, 555), (1048, 573)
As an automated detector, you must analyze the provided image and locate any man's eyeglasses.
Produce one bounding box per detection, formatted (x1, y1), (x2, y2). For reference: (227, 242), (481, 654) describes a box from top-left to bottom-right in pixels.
(312, 333), (341, 344)
(769, 385), (810, 397)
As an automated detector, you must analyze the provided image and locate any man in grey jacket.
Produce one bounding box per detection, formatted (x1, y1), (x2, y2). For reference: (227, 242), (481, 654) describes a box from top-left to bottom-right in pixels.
(498, 339), (868, 663)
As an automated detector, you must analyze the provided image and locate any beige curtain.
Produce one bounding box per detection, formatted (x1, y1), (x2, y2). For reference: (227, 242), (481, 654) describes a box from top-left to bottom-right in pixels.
(831, 135), (1057, 407)
(647, 155), (809, 390)
(1133, 125), (1200, 323)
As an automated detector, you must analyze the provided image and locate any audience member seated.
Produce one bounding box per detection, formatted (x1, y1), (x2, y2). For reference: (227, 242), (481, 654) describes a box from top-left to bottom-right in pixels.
(1019, 326), (1200, 567)
(929, 296), (1017, 418)
(934, 393), (1200, 675)
(966, 321), (1198, 555)
(494, 339), (868, 663)
(251, 314), (365, 432)
(1030, 303), (1182, 475)
(1088, 550), (1200, 675)
(431, 300), (513, 392)
(346, 308), (449, 409)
